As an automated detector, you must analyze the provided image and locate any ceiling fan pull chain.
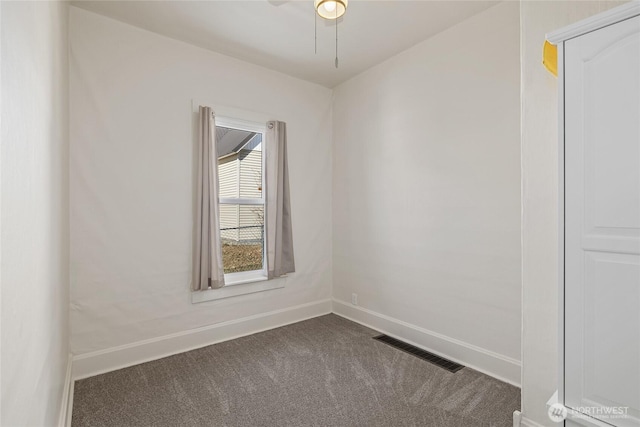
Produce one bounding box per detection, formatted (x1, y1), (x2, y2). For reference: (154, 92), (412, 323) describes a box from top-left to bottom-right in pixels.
(314, 0), (347, 67)
(314, 5), (317, 55)
(335, 10), (339, 68)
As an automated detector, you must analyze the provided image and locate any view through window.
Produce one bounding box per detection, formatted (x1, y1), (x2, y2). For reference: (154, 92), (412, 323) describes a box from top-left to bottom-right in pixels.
(217, 124), (265, 275)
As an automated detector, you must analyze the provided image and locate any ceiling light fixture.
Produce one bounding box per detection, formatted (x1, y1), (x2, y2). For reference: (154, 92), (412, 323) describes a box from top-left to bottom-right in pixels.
(315, 0), (347, 19)
(314, 0), (348, 68)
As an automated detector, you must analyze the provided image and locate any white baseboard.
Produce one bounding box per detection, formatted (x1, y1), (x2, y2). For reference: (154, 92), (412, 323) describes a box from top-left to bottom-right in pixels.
(513, 410), (548, 427)
(514, 410), (523, 427)
(70, 297), (520, 393)
(332, 298), (521, 387)
(72, 298), (332, 380)
(521, 418), (547, 427)
(65, 378), (75, 427)
(58, 354), (74, 427)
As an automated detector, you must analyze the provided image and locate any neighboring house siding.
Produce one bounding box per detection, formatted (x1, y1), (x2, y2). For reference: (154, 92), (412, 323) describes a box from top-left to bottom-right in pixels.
(218, 155), (238, 198)
(218, 155), (239, 241)
(219, 204), (239, 241)
(239, 148), (262, 199)
(217, 139), (263, 243)
(239, 205), (264, 243)
(239, 148), (263, 241)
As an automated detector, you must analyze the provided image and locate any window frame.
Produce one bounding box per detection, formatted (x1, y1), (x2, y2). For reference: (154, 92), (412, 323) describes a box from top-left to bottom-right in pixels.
(215, 116), (268, 286)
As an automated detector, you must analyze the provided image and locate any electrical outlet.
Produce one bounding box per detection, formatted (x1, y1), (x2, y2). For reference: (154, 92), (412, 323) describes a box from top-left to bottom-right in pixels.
(351, 293), (358, 306)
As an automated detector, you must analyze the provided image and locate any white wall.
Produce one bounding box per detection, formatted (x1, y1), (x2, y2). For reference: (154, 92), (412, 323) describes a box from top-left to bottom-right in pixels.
(519, 1), (626, 425)
(332, 2), (521, 384)
(1, 1), (70, 425)
(69, 7), (333, 355)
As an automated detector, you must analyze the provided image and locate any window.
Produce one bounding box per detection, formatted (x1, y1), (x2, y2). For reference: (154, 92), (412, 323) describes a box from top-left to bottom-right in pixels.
(216, 118), (266, 285)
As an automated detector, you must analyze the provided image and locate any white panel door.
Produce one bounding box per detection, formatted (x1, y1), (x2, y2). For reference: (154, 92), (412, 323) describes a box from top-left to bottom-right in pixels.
(565, 14), (640, 427)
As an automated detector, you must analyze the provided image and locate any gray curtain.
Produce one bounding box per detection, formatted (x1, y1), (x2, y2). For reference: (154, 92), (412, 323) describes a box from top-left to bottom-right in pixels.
(193, 106), (225, 291)
(265, 121), (295, 279)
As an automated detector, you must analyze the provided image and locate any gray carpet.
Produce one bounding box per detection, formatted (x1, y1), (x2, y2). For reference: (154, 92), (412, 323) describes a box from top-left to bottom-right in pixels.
(72, 314), (520, 427)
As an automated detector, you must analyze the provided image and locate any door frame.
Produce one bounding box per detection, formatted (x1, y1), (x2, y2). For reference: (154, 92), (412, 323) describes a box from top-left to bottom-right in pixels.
(547, 3), (640, 426)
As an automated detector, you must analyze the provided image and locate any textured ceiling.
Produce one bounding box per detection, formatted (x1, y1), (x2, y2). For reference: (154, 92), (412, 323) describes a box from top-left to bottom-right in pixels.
(71, 0), (499, 87)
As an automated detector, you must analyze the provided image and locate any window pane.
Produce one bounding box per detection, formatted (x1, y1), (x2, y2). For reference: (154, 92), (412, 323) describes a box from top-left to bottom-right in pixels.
(217, 126), (262, 199)
(220, 204), (264, 274)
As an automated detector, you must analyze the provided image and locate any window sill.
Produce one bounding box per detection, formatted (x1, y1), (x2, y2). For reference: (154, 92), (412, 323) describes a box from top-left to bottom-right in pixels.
(191, 276), (284, 304)
(224, 270), (268, 286)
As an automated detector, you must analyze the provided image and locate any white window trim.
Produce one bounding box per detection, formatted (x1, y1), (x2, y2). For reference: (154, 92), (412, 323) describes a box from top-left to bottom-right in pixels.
(216, 116), (266, 135)
(216, 115), (268, 285)
(218, 198), (263, 205)
(191, 278), (284, 303)
(224, 269), (268, 286)
(192, 113), (273, 304)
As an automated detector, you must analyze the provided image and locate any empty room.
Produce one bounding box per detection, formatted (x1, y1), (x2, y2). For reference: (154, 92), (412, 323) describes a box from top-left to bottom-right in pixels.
(1, 0), (639, 426)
